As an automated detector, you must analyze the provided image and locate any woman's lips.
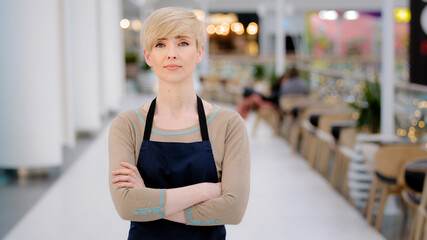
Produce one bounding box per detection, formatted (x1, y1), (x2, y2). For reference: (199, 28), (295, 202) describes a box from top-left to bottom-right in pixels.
(164, 64), (181, 71)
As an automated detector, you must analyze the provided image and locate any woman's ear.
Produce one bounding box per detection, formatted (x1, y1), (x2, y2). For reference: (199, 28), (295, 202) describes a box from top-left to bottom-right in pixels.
(196, 45), (204, 64)
(143, 49), (153, 67)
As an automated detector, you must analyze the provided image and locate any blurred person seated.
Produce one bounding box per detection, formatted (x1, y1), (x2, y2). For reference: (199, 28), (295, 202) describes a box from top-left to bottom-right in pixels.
(236, 73), (288, 119)
(279, 66), (309, 96)
(237, 66), (309, 119)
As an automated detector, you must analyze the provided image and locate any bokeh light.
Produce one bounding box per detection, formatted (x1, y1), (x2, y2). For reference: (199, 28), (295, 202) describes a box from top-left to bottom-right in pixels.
(246, 22), (258, 35)
(120, 18), (130, 29)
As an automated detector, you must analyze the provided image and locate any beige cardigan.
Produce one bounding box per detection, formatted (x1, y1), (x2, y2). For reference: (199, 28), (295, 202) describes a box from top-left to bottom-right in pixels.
(109, 104), (250, 225)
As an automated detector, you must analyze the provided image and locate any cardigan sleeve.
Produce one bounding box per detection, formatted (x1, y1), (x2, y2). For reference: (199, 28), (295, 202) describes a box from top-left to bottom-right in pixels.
(109, 114), (167, 221)
(184, 114), (251, 225)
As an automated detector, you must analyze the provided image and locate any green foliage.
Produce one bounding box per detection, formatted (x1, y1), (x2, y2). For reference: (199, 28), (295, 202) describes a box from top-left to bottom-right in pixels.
(300, 69), (310, 81)
(140, 60), (151, 71)
(269, 67), (277, 86)
(253, 64), (265, 80)
(125, 52), (139, 64)
(349, 80), (381, 133)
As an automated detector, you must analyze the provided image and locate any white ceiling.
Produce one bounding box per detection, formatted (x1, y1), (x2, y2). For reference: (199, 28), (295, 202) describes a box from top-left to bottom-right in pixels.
(124, 0), (409, 17)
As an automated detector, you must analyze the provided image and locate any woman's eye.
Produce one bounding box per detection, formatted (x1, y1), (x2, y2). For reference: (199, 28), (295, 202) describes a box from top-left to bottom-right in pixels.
(155, 43), (165, 48)
(178, 42), (189, 46)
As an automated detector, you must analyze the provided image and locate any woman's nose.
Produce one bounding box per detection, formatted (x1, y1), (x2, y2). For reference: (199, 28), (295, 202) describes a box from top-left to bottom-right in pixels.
(167, 46), (177, 59)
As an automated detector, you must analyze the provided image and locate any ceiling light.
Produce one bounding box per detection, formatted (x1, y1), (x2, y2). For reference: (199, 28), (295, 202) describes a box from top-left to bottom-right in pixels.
(120, 19), (130, 29)
(319, 10), (338, 20)
(344, 11), (359, 20)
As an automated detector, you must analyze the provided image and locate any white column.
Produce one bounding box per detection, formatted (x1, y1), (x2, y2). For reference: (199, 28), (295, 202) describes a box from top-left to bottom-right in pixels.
(380, 0), (395, 135)
(380, 1), (399, 216)
(61, 0), (76, 148)
(257, 4), (269, 56)
(67, 0), (102, 132)
(199, 0), (210, 77)
(0, 0), (62, 168)
(140, 5), (153, 58)
(275, 0), (285, 76)
(99, 0), (125, 116)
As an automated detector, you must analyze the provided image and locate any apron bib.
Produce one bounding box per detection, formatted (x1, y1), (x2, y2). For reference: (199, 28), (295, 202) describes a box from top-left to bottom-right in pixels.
(128, 96), (226, 240)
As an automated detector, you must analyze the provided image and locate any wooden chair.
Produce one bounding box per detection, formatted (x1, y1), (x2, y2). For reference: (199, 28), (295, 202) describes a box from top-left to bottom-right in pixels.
(278, 94), (315, 150)
(313, 114), (354, 176)
(305, 111), (352, 169)
(253, 94), (311, 138)
(329, 127), (357, 199)
(414, 184), (427, 240)
(365, 145), (427, 232)
(298, 105), (335, 158)
(400, 158), (427, 240)
(250, 82), (281, 137)
(252, 105), (282, 136)
(401, 159), (427, 240)
(414, 175), (427, 240)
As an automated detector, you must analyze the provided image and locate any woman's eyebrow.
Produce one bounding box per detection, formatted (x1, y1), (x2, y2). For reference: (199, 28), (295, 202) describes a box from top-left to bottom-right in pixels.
(156, 36), (190, 41)
(175, 35), (191, 40)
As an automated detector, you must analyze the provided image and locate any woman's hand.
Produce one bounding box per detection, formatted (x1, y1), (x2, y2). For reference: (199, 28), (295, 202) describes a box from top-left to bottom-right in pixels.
(112, 162), (145, 189)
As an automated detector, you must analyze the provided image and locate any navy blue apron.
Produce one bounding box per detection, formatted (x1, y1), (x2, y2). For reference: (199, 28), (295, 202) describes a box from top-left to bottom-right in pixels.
(128, 96), (226, 240)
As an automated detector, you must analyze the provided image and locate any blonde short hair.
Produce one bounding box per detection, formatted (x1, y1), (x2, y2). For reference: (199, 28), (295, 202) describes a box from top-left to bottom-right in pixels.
(140, 7), (206, 53)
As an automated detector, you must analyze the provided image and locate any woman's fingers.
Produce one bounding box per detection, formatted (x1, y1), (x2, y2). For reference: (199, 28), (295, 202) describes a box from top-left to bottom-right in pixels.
(120, 161), (138, 172)
(115, 162), (139, 176)
(113, 162), (138, 175)
(112, 168), (132, 175)
(111, 175), (131, 183)
(112, 175), (141, 189)
(112, 162), (146, 189)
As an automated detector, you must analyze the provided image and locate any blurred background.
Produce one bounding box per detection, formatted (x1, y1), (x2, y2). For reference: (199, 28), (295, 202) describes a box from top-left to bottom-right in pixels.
(1, 0), (427, 239)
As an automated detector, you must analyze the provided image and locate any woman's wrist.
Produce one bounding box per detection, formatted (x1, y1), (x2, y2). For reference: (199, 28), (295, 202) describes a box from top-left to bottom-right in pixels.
(201, 182), (222, 201)
(164, 210), (186, 223)
(164, 183), (216, 216)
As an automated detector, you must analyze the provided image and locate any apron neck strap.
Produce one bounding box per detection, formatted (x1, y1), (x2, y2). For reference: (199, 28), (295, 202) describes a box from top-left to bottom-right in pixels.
(197, 95), (209, 141)
(143, 97), (157, 140)
(143, 95), (209, 141)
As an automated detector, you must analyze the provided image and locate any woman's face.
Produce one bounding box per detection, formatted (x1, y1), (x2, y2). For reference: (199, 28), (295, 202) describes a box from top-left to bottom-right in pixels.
(144, 32), (203, 84)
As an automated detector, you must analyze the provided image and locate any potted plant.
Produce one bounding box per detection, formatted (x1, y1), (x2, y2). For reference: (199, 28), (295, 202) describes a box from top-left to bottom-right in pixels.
(253, 64), (266, 81)
(125, 52), (139, 79)
(349, 80), (381, 133)
(251, 64), (271, 95)
(137, 60), (157, 93)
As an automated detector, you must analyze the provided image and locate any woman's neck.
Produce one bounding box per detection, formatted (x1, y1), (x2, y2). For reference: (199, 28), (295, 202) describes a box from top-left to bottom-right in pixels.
(156, 80), (197, 118)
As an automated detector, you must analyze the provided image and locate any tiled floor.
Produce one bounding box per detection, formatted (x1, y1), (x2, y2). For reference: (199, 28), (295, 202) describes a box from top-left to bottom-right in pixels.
(0, 115), (115, 240)
(1, 93), (388, 239)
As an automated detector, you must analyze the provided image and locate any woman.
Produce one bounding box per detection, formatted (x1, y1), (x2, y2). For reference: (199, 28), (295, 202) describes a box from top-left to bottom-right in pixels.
(109, 7), (250, 240)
